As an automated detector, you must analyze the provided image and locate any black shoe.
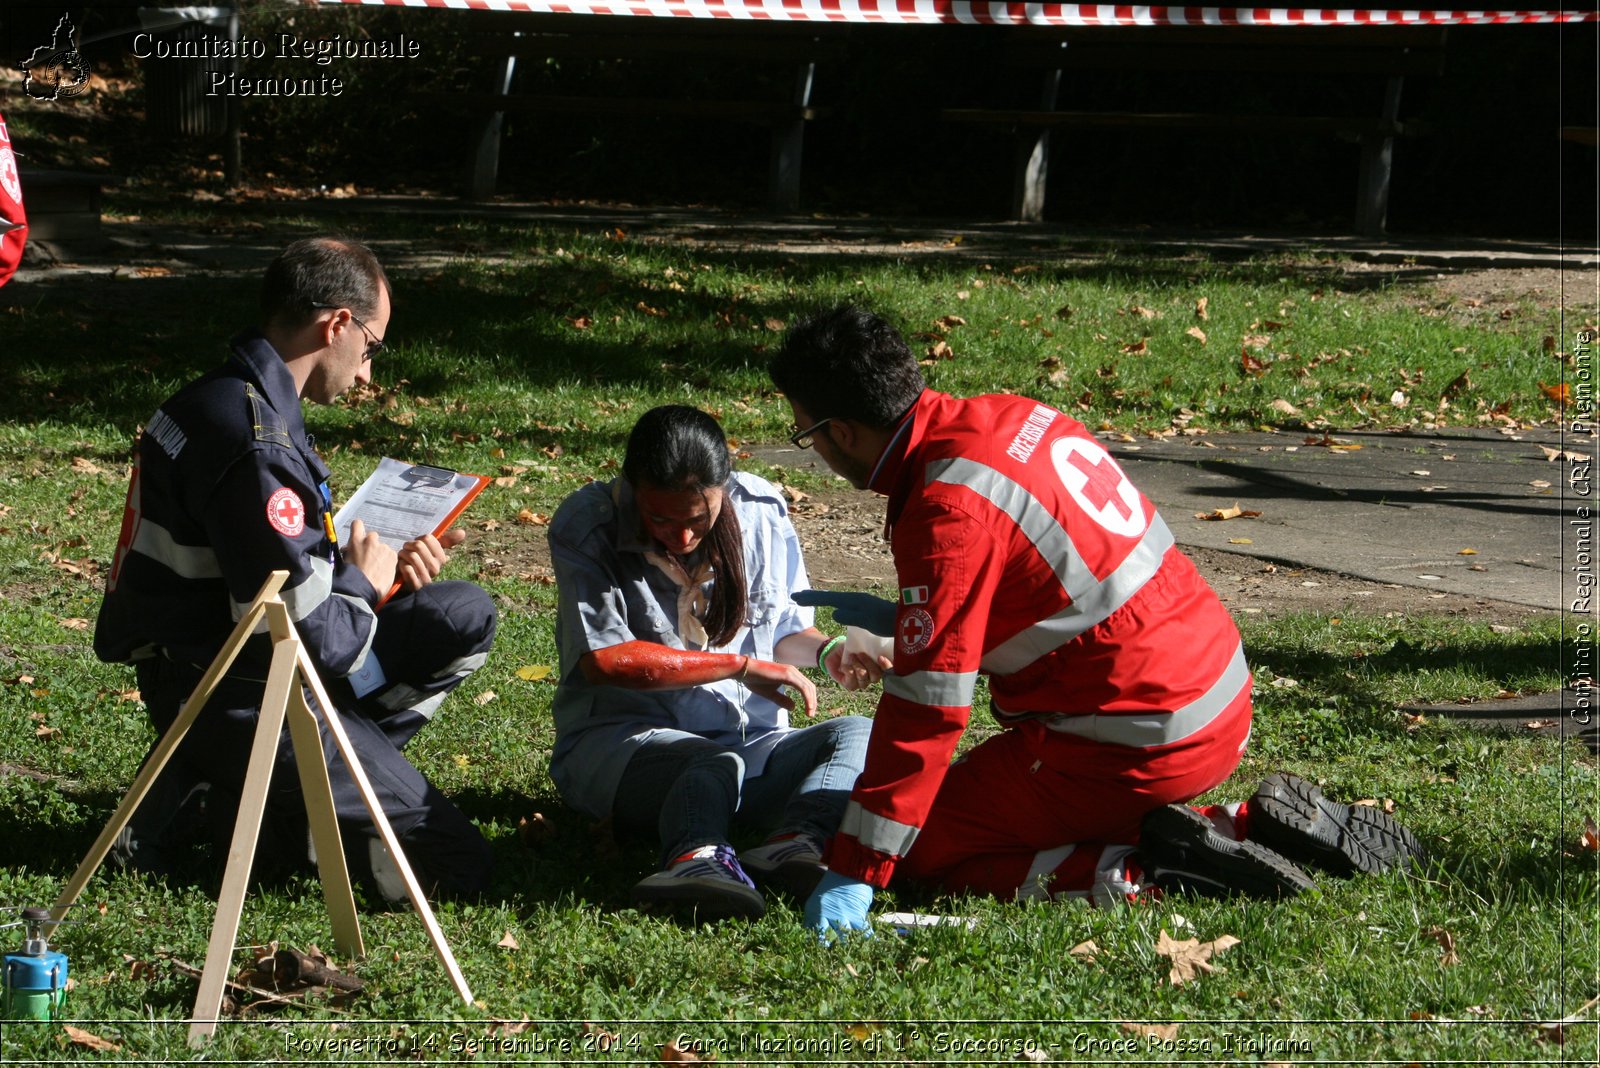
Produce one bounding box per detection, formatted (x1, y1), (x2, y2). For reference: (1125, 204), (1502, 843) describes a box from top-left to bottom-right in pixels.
(1248, 772), (1425, 877)
(1139, 804), (1316, 899)
(109, 777), (211, 878)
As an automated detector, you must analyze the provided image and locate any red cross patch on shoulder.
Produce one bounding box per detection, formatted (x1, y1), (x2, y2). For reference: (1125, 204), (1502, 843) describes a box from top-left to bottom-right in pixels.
(266, 487), (306, 538)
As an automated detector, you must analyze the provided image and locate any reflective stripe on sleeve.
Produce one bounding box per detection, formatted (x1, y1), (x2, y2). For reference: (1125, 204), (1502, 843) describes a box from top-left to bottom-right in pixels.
(921, 457), (1171, 676)
(1016, 843), (1075, 902)
(1037, 642), (1250, 748)
(884, 668), (979, 708)
(839, 799), (920, 858)
(129, 518), (223, 579)
(229, 555), (335, 625)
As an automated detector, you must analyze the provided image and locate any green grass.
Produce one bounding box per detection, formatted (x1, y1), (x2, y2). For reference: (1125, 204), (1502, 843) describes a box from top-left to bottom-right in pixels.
(1, 210), (1595, 1063)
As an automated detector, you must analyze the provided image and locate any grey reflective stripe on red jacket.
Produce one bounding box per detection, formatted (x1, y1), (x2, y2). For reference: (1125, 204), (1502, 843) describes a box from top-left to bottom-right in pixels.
(884, 668), (979, 709)
(1031, 641), (1251, 748)
(839, 799), (920, 858)
(921, 457), (1173, 677)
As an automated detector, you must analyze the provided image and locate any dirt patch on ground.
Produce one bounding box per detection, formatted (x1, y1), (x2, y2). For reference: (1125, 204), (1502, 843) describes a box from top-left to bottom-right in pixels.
(1429, 267), (1593, 313)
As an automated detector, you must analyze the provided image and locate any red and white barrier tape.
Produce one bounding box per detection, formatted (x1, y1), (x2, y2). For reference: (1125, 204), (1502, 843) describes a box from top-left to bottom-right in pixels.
(315, 2), (1600, 25)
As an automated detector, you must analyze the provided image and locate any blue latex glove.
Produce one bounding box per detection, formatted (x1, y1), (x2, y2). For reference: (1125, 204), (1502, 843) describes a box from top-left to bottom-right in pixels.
(803, 869), (875, 943)
(793, 590), (897, 638)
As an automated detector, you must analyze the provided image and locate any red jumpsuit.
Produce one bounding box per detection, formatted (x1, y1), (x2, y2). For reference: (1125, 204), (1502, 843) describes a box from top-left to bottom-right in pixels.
(0, 113), (26, 287)
(826, 390), (1252, 901)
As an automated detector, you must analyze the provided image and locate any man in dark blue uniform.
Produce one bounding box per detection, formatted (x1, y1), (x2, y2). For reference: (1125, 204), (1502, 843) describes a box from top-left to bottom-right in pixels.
(95, 237), (496, 899)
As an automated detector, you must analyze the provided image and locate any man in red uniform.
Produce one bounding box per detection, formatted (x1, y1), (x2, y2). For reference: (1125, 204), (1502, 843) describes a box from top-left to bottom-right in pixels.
(771, 306), (1421, 936)
(0, 112), (27, 287)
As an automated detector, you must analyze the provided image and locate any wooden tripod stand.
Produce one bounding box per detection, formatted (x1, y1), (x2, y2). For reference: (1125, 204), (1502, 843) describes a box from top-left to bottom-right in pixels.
(52, 572), (473, 1045)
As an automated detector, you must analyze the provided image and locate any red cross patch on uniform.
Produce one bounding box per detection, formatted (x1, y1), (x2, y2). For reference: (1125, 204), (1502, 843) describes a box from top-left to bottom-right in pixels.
(266, 487), (306, 538)
(898, 607), (935, 655)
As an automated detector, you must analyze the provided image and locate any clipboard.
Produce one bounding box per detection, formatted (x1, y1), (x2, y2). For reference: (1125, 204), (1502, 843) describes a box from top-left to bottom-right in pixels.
(332, 458), (490, 605)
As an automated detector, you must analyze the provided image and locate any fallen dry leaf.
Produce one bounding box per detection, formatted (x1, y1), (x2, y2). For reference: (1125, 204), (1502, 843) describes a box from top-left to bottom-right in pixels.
(1156, 928), (1240, 986)
(59, 617), (90, 630)
(1540, 446), (1590, 463)
(1121, 338), (1149, 356)
(497, 930), (520, 950)
(1540, 381), (1572, 405)
(516, 664), (553, 682)
(64, 1026), (121, 1052)
(935, 314), (967, 329)
(515, 509), (550, 526)
(1186, 325), (1208, 345)
(1070, 939), (1100, 961)
(1523, 720), (1557, 730)
(659, 1039), (704, 1063)
(1241, 350), (1268, 376)
(1195, 503), (1262, 522)
(1268, 398), (1300, 416)
(1195, 296), (1210, 320)
(1424, 926), (1459, 966)
(1457, 548), (1478, 555)
(1581, 816), (1599, 853)
(1121, 1021), (1180, 1042)
(70, 456), (103, 475)
(488, 1015), (533, 1034)
(473, 690), (497, 707)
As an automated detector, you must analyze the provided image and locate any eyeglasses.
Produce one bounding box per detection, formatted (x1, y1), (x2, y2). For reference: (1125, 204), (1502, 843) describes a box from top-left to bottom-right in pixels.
(310, 301), (384, 362)
(789, 418), (832, 450)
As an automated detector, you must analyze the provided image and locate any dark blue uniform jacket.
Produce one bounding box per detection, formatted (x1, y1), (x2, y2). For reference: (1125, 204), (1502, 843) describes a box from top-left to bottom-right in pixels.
(95, 331), (380, 684)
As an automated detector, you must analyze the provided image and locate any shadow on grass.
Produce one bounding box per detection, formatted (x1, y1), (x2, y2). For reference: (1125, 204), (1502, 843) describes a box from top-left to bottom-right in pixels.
(1244, 627), (1564, 730)
(0, 201), (1458, 441)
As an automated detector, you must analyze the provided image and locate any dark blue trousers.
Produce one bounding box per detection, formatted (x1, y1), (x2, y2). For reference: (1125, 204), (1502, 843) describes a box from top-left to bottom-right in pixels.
(129, 580), (496, 899)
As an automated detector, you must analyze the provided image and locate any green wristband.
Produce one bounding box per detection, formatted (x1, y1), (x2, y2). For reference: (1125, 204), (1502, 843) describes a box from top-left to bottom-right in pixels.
(816, 634), (847, 670)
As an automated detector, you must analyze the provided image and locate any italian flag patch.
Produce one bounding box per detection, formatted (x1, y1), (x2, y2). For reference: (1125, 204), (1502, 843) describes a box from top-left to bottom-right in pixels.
(901, 585), (929, 605)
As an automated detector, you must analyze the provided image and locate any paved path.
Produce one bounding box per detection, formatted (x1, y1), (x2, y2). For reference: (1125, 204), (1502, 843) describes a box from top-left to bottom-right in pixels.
(1110, 426), (1587, 613)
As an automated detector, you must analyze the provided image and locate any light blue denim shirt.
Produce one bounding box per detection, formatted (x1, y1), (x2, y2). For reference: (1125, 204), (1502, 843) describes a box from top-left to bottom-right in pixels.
(547, 471), (815, 819)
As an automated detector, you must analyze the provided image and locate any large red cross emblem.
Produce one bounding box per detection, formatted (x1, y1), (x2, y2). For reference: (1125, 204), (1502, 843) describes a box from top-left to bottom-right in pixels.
(1066, 449), (1134, 521)
(1050, 437), (1146, 538)
(266, 487), (306, 538)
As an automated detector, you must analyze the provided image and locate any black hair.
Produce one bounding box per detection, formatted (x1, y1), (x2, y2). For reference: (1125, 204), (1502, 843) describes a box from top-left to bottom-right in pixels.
(260, 237), (390, 331)
(770, 305), (926, 428)
(622, 405), (748, 648)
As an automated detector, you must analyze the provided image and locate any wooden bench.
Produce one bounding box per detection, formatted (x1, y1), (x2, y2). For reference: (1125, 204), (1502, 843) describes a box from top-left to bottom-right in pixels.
(425, 15), (844, 211)
(940, 26), (1448, 234)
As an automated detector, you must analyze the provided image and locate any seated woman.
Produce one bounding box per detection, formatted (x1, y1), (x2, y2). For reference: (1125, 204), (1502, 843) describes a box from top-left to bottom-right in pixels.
(547, 405), (885, 921)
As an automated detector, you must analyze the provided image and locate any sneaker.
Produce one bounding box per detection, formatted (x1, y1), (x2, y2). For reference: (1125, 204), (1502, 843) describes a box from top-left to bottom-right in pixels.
(1248, 772), (1425, 876)
(1138, 804), (1316, 899)
(109, 778), (211, 878)
(632, 845), (766, 921)
(740, 832), (826, 901)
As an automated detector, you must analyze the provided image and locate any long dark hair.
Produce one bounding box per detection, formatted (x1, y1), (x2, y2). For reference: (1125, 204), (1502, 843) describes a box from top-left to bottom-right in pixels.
(622, 405), (748, 648)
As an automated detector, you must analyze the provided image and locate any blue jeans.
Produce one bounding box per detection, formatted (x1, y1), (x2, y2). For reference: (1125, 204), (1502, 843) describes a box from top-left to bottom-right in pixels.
(611, 715), (872, 867)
